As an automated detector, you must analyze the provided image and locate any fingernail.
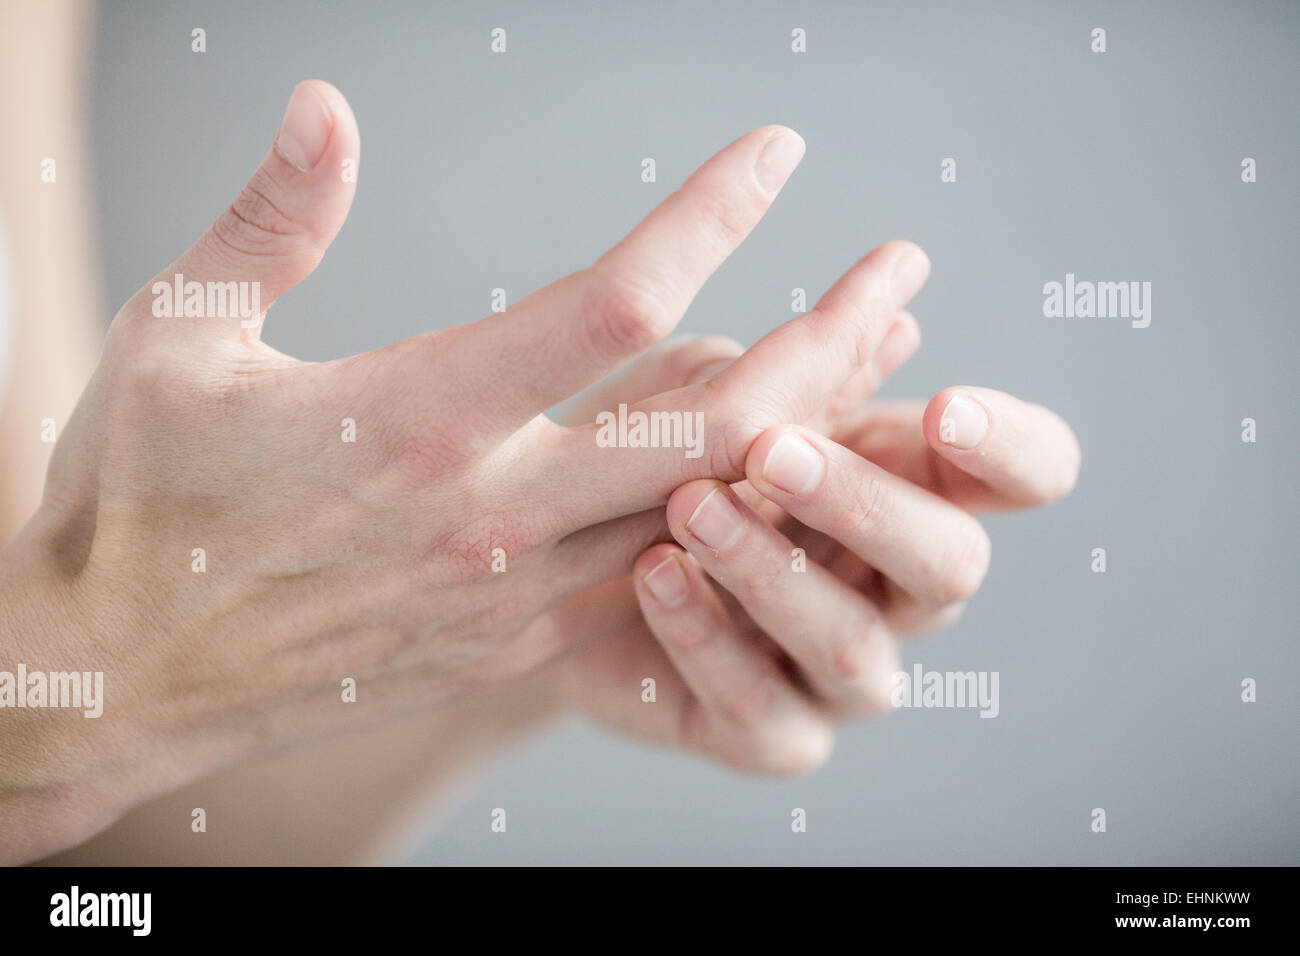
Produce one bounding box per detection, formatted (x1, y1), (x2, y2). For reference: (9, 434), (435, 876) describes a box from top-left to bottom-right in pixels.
(755, 130), (805, 194)
(762, 433), (825, 495)
(275, 83), (333, 171)
(938, 393), (989, 449)
(685, 488), (744, 551)
(890, 246), (930, 305)
(643, 555), (689, 607)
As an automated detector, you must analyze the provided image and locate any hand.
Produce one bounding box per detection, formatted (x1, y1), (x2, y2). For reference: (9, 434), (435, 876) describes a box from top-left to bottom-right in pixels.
(544, 336), (1080, 773)
(1, 81), (931, 861)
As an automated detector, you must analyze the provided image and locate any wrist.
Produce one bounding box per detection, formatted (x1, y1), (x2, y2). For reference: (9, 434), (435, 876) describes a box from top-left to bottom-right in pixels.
(0, 519), (216, 862)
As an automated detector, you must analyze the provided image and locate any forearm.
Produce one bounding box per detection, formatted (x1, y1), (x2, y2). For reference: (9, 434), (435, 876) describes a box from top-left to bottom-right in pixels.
(1, 518), (248, 864)
(0, 529), (132, 864)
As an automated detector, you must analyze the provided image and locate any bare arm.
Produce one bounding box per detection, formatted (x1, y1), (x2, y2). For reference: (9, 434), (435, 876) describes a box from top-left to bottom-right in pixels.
(0, 0), (103, 541)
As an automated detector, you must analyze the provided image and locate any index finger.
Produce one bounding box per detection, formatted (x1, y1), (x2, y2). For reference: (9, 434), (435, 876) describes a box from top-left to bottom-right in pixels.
(545, 240), (931, 529)
(452, 125), (806, 438)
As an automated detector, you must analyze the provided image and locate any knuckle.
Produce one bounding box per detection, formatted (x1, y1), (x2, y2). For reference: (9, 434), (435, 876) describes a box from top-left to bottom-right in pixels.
(664, 631), (715, 658)
(581, 269), (677, 359)
(696, 190), (754, 249)
(208, 172), (316, 265)
(718, 675), (774, 731)
(828, 295), (891, 370)
(659, 617), (716, 652)
(381, 421), (467, 481)
(429, 511), (538, 585)
(229, 170), (298, 236)
(704, 396), (768, 483)
(845, 472), (891, 538)
(828, 614), (882, 684)
(737, 562), (782, 603)
(472, 507), (550, 561)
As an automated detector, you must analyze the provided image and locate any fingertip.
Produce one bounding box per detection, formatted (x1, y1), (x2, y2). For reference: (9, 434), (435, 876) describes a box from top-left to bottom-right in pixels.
(774, 125), (806, 160)
(1052, 413), (1084, 498)
(744, 425), (825, 498)
(922, 387), (953, 436)
(743, 426), (785, 483)
(784, 723), (836, 775)
(862, 631), (903, 717)
(274, 80), (359, 178)
(925, 386), (1082, 506)
(891, 239), (931, 273)
(635, 544), (692, 609)
(634, 542), (686, 581)
(753, 126), (806, 194)
(749, 123), (804, 143)
(872, 310), (922, 381)
(926, 386), (991, 452)
(298, 80), (356, 133)
(274, 83), (334, 172)
(664, 479), (730, 532)
(668, 479), (750, 553)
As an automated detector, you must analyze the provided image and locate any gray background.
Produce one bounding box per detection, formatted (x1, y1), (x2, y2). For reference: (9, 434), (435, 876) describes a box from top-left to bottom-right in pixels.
(89, 1), (1297, 864)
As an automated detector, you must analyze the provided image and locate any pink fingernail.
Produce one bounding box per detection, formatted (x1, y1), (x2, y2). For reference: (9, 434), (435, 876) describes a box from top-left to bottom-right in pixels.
(889, 247), (930, 305)
(643, 555), (689, 607)
(755, 130), (805, 194)
(685, 488), (744, 551)
(762, 433), (824, 495)
(275, 83), (333, 171)
(938, 393), (989, 449)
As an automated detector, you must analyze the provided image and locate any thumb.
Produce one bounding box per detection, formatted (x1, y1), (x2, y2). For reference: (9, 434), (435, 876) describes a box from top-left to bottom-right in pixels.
(127, 80), (359, 340)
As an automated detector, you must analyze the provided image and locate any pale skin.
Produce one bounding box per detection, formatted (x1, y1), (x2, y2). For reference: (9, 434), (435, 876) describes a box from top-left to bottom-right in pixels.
(2, 72), (1080, 864)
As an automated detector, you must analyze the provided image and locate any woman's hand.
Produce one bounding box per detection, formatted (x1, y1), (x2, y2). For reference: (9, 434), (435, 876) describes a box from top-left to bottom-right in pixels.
(1, 81), (933, 862)
(545, 336), (1080, 773)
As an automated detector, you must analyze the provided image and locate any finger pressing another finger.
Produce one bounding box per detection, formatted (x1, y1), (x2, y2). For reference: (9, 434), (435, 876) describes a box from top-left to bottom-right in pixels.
(658, 481), (900, 716)
(744, 426), (992, 609)
(544, 241), (931, 531)
(805, 309), (921, 437)
(705, 240), (930, 434)
(632, 543), (834, 774)
(922, 387), (1082, 510)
